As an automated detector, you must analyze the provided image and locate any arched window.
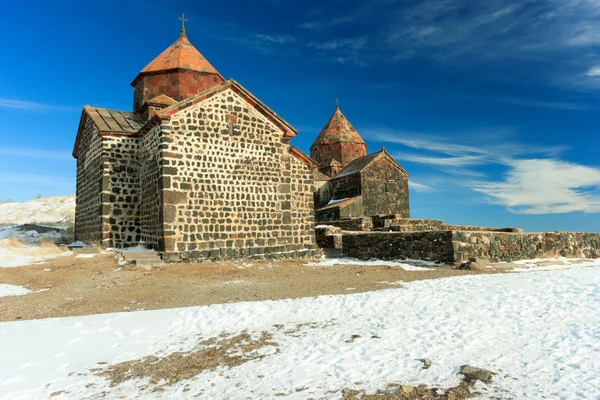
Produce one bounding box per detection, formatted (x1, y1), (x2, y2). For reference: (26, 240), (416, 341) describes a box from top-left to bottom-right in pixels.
(383, 183), (388, 193)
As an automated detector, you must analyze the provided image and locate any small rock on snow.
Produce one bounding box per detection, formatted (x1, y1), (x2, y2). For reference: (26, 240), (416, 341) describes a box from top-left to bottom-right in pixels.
(460, 365), (494, 383)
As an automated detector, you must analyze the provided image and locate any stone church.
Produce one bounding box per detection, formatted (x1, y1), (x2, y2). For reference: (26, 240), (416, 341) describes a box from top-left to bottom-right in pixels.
(310, 105), (410, 222)
(73, 25), (410, 260)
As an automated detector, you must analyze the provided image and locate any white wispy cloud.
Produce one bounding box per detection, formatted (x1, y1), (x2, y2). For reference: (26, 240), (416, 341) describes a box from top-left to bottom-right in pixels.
(408, 181), (435, 193)
(371, 129), (566, 162)
(586, 65), (600, 76)
(500, 98), (586, 110)
(254, 33), (297, 45)
(0, 97), (75, 111)
(0, 148), (72, 162)
(471, 159), (600, 214)
(392, 152), (485, 167)
(370, 127), (600, 214)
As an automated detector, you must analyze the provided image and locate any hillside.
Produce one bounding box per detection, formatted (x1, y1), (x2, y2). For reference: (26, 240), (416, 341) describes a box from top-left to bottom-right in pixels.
(0, 195), (75, 225)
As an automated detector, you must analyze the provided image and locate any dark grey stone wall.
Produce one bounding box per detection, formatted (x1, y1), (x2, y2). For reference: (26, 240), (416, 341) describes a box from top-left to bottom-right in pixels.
(102, 136), (141, 248)
(74, 119), (104, 244)
(313, 178), (331, 209)
(343, 231), (454, 262)
(340, 230), (600, 264)
(453, 231), (600, 262)
(331, 173), (361, 200)
(360, 158), (410, 218)
(139, 124), (164, 249)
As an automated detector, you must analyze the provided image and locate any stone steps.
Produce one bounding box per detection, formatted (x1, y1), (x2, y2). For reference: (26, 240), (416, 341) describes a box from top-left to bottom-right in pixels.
(72, 248), (100, 254)
(118, 251), (163, 265)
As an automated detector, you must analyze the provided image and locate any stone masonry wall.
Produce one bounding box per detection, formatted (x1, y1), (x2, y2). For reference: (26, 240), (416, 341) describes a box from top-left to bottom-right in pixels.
(453, 231), (600, 262)
(331, 172), (361, 200)
(341, 230), (600, 264)
(74, 118), (103, 244)
(290, 155), (317, 252)
(138, 124), (163, 249)
(361, 158), (410, 218)
(157, 88), (318, 261)
(101, 136), (141, 248)
(343, 231), (454, 263)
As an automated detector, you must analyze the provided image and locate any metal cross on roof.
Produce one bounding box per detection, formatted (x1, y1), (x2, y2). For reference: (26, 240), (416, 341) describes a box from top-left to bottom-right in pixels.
(335, 98), (339, 107)
(179, 13), (188, 29)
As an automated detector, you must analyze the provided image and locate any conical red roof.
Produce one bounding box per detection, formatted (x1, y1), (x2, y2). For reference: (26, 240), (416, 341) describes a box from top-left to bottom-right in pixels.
(311, 105), (366, 148)
(139, 28), (222, 77)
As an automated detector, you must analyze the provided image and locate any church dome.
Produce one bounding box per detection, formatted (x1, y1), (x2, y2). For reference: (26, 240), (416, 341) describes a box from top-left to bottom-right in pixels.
(131, 26), (225, 117)
(311, 105), (366, 147)
(138, 28), (223, 78)
(310, 104), (367, 175)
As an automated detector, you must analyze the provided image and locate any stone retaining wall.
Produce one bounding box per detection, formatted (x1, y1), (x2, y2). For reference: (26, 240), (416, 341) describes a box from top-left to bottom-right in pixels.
(453, 231), (600, 262)
(342, 230), (600, 264)
(343, 231), (454, 263)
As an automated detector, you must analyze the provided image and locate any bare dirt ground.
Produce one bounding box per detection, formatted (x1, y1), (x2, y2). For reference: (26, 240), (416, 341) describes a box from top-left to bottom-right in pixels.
(0, 253), (494, 322)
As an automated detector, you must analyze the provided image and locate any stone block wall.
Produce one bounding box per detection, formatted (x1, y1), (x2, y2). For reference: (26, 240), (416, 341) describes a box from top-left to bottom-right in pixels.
(361, 158), (410, 218)
(156, 88), (318, 261)
(340, 230), (600, 264)
(74, 118), (103, 244)
(139, 124), (164, 248)
(331, 173), (361, 200)
(290, 155), (318, 252)
(101, 136), (141, 248)
(453, 231), (600, 262)
(343, 231), (454, 263)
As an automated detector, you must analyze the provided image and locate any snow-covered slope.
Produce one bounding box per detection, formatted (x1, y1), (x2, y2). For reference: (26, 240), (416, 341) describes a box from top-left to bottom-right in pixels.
(1, 263), (599, 399)
(0, 195), (75, 225)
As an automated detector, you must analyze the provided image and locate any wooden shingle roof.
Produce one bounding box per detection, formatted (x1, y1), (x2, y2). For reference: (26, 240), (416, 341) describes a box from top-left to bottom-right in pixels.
(84, 106), (142, 134)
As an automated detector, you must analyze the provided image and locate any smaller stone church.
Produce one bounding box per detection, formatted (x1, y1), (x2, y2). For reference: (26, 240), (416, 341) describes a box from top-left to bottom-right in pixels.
(310, 105), (410, 222)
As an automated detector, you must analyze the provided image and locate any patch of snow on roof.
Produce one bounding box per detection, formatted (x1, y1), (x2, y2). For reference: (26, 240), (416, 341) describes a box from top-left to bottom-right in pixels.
(325, 198), (350, 206)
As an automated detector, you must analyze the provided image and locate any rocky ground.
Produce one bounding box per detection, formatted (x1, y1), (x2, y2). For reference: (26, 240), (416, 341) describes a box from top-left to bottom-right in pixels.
(0, 253), (492, 322)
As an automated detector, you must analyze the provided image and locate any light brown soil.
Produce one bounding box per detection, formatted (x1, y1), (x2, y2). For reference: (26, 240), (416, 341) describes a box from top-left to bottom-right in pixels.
(95, 330), (278, 387)
(341, 381), (476, 400)
(0, 253), (494, 322)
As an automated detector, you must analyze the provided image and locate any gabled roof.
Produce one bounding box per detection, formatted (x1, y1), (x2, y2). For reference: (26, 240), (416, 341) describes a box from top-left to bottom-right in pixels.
(290, 147), (319, 167)
(133, 28), (223, 84)
(316, 196), (361, 212)
(73, 106), (143, 157)
(313, 170), (330, 181)
(140, 79), (297, 139)
(146, 94), (176, 106)
(310, 105), (366, 149)
(334, 149), (409, 178)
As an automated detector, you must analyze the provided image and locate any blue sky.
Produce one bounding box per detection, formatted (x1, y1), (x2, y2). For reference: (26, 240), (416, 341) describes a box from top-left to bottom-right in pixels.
(1, 0), (599, 232)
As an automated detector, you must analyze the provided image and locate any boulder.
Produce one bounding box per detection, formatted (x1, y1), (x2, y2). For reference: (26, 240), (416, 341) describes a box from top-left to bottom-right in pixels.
(460, 365), (494, 383)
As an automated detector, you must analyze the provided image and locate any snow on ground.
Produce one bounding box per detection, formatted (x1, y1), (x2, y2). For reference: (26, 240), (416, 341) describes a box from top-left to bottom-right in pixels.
(2, 263), (599, 399)
(0, 284), (31, 297)
(0, 239), (70, 268)
(0, 195), (75, 225)
(305, 257), (434, 271)
(510, 257), (600, 272)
